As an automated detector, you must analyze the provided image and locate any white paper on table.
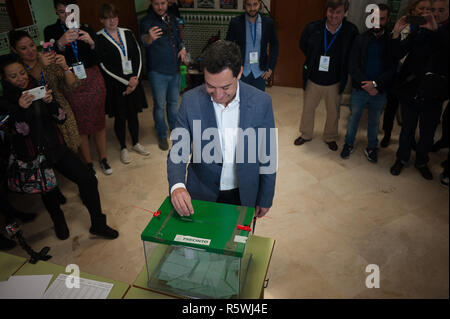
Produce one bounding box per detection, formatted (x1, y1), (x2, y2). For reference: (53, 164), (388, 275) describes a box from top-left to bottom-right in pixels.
(43, 274), (113, 299)
(0, 275), (53, 299)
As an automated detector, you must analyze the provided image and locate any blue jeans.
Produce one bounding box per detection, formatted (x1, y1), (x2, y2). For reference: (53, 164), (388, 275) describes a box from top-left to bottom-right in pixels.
(149, 71), (180, 139)
(242, 73), (266, 92)
(345, 89), (387, 149)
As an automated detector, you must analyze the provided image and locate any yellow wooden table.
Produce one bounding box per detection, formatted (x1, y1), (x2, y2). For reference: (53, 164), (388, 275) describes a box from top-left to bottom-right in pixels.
(0, 252), (27, 282)
(129, 235), (275, 299)
(14, 260), (130, 299)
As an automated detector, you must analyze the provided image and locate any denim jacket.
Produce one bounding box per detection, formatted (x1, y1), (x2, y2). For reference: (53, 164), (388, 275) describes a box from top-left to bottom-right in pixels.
(140, 11), (184, 75)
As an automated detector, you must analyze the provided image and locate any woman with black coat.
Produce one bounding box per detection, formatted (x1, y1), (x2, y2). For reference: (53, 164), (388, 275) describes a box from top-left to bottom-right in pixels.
(0, 57), (118, 241)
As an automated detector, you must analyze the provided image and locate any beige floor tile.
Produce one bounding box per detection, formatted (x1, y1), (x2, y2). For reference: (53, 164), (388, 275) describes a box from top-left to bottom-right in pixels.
(4, 84), (448, 299)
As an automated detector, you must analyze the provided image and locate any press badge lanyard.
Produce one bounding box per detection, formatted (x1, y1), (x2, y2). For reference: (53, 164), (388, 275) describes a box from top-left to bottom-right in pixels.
(60, 22), (87, 79)
(319, 24), (342, 72)
(324, 24), (342, 56)
(60, 22), (79, 61)
(25, 64), (46, 86)
(248, 16), (260, 65)
(102, 29), (133, 75)
(249, 19), (258, 48)
(104, 29), (127, 57)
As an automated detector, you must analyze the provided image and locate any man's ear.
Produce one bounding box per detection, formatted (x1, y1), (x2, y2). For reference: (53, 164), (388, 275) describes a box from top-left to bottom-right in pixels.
(237, 66), (243, 81)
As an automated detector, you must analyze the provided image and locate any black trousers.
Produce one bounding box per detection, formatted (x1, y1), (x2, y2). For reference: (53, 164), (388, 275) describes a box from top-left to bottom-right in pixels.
(396, 100), (443, 166)
(217, 189), (241, 206)
(383, 90), (400, 136)
(438, 104), (449, 146)
(114, 109), (139, 150)
(41, 146), (105, 225)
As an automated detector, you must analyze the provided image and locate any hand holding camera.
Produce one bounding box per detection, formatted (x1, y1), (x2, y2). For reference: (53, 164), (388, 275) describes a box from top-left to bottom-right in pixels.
(58, 29), (79, 47)
(148, 26), (164, 43)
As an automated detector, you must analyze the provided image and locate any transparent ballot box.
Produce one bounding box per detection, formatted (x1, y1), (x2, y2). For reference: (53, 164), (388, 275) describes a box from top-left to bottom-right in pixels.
(141, 197), (255, 299)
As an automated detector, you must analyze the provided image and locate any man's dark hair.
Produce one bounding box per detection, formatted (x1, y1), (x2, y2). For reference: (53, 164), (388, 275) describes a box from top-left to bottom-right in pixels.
(377, 3), (391, 16)
(202, 40), (242, 78)
(326, 0), (350, 12)
(53, 0), (78, 8)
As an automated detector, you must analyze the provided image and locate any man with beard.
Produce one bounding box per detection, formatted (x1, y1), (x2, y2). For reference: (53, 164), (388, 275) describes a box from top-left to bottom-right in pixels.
(226, 0), (279, 92)
(141, 0), (187, 151)
(340, 4), (397, 163)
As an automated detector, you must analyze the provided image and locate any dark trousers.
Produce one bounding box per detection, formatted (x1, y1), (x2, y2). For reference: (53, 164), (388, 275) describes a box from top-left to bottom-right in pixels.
(396, 100), (443, 166)
(217, 189), (241, 206)
(41, 146), (105, 225)
(114, 110), (140, 150)
(437, 104), (449, 146)
(383, 90), (400, 137)
(0, 186), (16, 222)
(242, 73), (266, 92)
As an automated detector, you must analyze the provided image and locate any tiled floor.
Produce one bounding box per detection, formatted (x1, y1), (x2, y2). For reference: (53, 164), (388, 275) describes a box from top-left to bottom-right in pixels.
(3, 84), (448, 299)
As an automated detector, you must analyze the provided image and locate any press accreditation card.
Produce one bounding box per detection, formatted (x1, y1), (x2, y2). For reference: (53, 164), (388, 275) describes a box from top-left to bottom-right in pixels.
(72, 62), (87, 80)
(319, 55), (330, 72)
(122, 60), (133, 75)
(250, 52), (259, 64)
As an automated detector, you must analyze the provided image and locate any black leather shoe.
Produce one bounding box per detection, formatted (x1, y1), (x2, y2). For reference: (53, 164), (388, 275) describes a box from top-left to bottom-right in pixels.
(90, 223), (119, 239)
(294, 137), (311, 146)
(391, 160), (404, 176)
(415, 164), (434, 180)
(326, 141), (339, 152)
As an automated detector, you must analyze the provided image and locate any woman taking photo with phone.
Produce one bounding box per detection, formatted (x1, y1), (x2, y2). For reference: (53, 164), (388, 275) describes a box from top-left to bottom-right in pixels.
(8, 30), (81, 155)
(0, 57), (119, 241)
(44, 0), (113, 177)
(96, 3), (149, 165)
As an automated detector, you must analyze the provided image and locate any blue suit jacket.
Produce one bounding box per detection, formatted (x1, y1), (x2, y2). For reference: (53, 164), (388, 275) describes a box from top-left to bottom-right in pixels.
(167, 81), (277, 208)
(226, 14), (279, 72)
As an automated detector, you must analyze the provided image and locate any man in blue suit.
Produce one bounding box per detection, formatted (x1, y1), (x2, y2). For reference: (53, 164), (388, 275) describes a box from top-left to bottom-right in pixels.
(167, 40), (277, 218)
(226, 0), (279, 92)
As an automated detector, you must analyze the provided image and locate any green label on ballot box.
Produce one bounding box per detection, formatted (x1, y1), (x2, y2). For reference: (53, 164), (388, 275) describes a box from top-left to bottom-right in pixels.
(141, 197), (255, 258)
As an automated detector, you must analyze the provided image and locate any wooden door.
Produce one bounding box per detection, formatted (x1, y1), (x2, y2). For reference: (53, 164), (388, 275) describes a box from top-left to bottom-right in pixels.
(271, 0), (326, 88)
(5, 0), (34, 28)
(77, 0), (139, 36)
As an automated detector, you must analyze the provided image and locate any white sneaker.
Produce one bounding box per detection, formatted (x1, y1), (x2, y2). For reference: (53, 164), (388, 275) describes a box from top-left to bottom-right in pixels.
(120, 149), (132, 164)
(100, 159), (113, 175)
(132, 143), (150, 156)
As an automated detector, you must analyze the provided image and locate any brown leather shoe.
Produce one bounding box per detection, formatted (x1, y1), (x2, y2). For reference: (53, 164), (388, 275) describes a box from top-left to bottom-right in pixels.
(326, 141), (339, 151)
(294, 137), (312, 146)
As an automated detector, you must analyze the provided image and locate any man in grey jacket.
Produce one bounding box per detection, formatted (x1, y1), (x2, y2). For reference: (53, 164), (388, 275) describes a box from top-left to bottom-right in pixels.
(167, 40), (277, 218)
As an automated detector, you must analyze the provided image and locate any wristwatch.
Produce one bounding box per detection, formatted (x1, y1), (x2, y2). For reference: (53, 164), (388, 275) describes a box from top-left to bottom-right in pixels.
(372, 81), (378, 88)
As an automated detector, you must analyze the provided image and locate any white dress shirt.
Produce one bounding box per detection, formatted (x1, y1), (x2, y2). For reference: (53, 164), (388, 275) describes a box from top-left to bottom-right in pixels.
(171, 84), (241, 194)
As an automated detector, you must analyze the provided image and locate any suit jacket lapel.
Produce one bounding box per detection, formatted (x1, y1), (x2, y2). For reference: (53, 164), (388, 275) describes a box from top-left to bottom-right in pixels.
(239, 81), (253, 131)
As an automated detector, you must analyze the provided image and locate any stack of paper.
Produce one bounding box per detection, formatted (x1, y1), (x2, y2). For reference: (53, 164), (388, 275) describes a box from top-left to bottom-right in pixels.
(43, 274), (113, 299)
(0, 275), (53, 299)
(153, 247), (240, 299)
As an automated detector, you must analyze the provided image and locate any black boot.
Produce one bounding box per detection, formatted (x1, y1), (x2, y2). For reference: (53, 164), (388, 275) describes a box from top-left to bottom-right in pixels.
(0, 234), (17, 250)
(49, 209), (70, 240)
(90, 215), (119, 239)
(55, 187), (67, 205)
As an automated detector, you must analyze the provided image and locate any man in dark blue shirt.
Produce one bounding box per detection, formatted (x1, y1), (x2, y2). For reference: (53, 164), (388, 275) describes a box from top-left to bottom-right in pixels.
(341, 4), (396, 163)
(141, 0), (187, 151)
